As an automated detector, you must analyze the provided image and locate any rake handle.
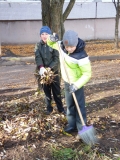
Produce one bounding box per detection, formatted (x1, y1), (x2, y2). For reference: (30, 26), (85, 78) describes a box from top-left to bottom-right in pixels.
(57, 42), (85, 126)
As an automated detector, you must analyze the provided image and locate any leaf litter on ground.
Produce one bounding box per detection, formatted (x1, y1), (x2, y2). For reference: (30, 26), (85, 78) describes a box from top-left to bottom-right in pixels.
(0, 41), (120, 160)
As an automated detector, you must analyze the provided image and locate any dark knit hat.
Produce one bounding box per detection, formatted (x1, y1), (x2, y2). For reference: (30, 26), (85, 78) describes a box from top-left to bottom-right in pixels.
(63, 30), (78, 46)
(40, 26), (52, 35)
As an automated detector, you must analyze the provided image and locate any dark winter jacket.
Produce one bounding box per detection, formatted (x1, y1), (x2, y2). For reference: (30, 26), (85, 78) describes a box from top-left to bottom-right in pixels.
(34, 40), (59, 71)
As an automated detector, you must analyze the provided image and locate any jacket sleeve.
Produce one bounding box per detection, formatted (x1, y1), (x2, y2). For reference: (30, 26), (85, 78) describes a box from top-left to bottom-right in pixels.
(34, 43), (43, 68)
(74, 61), (92, 88)
(48, 49), (60, 71)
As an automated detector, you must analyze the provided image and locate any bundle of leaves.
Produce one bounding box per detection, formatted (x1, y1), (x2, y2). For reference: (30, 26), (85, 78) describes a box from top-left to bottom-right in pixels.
(35, 67), (57, 85)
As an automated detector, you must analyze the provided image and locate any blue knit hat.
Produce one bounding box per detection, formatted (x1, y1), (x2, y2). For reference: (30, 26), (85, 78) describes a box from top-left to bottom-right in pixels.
(63, 30), (78, 46)
(40, 26), (52, 35)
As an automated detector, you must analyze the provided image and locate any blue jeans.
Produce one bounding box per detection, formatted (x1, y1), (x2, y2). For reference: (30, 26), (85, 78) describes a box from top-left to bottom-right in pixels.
(64, 82), (87, 131)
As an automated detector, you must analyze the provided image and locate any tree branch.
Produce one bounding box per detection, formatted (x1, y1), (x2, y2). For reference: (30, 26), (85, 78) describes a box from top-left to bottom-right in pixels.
(112, 0), (117, 10)
(63, 0), (75, 22)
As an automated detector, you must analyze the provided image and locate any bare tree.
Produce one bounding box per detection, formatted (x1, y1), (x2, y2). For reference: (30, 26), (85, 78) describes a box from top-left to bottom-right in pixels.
(41, 0), (76, 39)
(113, 0), (120, 48)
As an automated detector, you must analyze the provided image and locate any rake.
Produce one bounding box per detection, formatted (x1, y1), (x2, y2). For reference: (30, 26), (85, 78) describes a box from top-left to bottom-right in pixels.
(57, 42), (98, 146)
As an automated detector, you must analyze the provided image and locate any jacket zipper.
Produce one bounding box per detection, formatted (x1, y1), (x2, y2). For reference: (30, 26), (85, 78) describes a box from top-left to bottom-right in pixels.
(44, 44), (47, 58)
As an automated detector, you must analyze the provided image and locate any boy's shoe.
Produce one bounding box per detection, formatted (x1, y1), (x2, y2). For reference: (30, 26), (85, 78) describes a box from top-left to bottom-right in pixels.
(60, 110), (66, 115)
(44, 110), (53, 115)
(59, 110), (66, 115)
(64, 124), (77, 133)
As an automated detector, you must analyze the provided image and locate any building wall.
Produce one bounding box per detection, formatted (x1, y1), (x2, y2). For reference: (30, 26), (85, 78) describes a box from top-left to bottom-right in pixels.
(0, 2), (116, 20)
(0, 2), (118, 44)
(0, 18), (116, 44)
(0, 21), (42, 44)
(65, 18), (115, 40)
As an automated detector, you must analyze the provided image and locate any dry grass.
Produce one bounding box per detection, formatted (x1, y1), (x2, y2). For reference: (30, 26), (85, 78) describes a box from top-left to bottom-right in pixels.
(1, 40), (120, 57)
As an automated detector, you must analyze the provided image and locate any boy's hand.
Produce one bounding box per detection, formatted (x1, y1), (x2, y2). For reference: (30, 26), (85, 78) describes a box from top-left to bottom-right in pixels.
(39, 67), (47, 76)
(69, 84), (78, 93)
(50, 33), (59, 42)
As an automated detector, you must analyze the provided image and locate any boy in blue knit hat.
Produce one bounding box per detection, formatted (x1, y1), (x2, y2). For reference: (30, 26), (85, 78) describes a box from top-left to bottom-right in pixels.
(47, 30), (91, 135)
(34, 26), (66, 115)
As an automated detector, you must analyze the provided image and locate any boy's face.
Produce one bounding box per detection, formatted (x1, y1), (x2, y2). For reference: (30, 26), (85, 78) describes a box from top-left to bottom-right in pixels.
(40, 32), (49, 43)
(65, 46), (76, 54)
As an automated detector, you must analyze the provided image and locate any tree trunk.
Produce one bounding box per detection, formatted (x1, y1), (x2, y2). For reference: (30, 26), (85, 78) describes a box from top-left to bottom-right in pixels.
(50, 0), (64, 40)
(41, 0), (75, 39)
(114, 0), (120, 48)
(41, 0), (75, 83)
(41, 0), (51, 26)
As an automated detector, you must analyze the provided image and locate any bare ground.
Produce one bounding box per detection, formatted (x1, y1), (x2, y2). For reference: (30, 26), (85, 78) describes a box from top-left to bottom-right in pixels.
(0, 41), (120, 160)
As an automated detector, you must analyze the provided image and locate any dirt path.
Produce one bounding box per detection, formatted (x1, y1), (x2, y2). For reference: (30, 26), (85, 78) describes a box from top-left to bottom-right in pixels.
(0, 64), (37, 96)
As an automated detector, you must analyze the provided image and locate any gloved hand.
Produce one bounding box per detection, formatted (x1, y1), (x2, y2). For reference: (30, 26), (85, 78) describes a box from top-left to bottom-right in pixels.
(47, 67), (51, 71)
(39, 67), (47, 76)
(69, 84), (78, 93)
(50, 33), (59, 42)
